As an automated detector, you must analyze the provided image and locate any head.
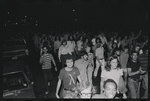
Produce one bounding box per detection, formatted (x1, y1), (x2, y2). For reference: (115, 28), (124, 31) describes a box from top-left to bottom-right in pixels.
(80, 85), (92, 99)
(68, 35), (74, 41)
(62, 39), (67, 46)
(80, 51), (88, 60)
(110, 37), (114, 41)
(131, 51), (138, 62)
(134, 45), (140, 53)
(124, 46), (129, 53)
(55, 35), (60, 41)
(42, 46), (48, 54)
(79, 36), (84, 41)
(114, 48), (120, 56)
(65, 56), (74, 68)
(85, 46), (91, 53)
(106, 55), (121, 71)
(112, 43), (117, 49)
(96, 37), (101, 44)
(103, 79), (117, 99)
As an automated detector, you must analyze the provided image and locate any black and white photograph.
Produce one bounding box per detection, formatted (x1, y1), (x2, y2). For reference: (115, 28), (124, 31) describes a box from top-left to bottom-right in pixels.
(2, 0), (148, 99)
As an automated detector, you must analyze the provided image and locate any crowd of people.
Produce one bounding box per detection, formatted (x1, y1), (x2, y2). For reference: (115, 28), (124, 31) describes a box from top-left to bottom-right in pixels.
(32, 29), (148, 99)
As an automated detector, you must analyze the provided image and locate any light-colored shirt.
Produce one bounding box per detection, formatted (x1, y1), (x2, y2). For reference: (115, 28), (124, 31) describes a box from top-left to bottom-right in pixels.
(54, 40), (61, 51)
(120, 52), (129, 69)
(95, 46), (104, 59)
(58, 45), (71, 59)
(77, 40), (83, 51)
(67, 41), (76, 52)
(101, 69), (123, 86)
(74, 59), (88, 83)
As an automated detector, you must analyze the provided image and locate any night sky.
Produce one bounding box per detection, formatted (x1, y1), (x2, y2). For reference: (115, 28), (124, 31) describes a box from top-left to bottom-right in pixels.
(1, 0), (148, 35)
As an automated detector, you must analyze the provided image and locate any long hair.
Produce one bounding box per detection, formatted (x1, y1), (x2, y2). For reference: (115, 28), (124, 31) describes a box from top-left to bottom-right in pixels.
(55, 35), (61, 41)
(68, 35), (75, 41)
(105, 55), (121, 71)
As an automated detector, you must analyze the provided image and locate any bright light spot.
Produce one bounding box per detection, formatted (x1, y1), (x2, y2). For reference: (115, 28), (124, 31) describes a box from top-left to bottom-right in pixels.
(73, 9), (75, 12)
(8, 12), (9, 14)
(16, 23), (18, 25)
(74, 19), (77, 21)
(25, 16), (27, 18)
(8, 21), (10, 22)
(35, 24), (38, 26)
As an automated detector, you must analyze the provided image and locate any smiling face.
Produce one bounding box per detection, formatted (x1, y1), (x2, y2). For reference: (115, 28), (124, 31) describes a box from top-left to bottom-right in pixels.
(104, 82), (117, 99)
(66, 59), (73, 68)
(110, 59), (118, 69)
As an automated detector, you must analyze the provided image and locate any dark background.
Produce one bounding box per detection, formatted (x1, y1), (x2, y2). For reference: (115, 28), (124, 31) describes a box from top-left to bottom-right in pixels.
(1, 0), (148, 36)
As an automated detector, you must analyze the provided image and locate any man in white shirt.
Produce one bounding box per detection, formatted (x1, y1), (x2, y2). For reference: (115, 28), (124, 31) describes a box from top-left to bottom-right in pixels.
(93, 41), (105, 78)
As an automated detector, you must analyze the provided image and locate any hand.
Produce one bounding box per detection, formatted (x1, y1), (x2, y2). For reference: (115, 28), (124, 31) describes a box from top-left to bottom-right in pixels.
(55, 67), (57, 71)
(55, 94), (60, 98)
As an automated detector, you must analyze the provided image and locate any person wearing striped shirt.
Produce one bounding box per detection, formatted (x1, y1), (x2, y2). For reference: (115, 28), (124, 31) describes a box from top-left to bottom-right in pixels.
(40, 46), (57, 95)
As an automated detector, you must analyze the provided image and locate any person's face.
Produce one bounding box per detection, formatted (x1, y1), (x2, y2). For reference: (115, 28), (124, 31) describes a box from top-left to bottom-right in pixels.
(86, 39), (89, 42)
(135, 46), (140, 52)
(66, 59), (73, 68)
(83, 54), (88, 60)
(124, 48), (129, 53)
(63, 41), (67, 46)
(70, 36), (73, 40)
(115, 50), (120, 56)
(110, 37), (114, 41)
(43, 47), (48, 53)
(110, 59), (118, 69)
(86, 47), (91, 53)
(104, 82), (117, 99)
(80, 87), (92, 98)
(112, 44), (116, 48)
(80, 37), (83, 40)
(132, 53), (138, 61)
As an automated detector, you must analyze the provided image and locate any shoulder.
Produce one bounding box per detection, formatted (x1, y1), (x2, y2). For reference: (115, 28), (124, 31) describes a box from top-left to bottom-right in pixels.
(60, 68), (65, 73)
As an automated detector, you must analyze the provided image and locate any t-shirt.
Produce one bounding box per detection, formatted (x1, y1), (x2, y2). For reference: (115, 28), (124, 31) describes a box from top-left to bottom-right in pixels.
(74, 59), (88, 82)
(101, 69), (123, 86)
(95, 46), (104, 59)
(138, 54), (148, 71)
(58, 67), (80, 90)
(120, 52), (129, 69)
(40, 53), (54, 69)
(127, 60), (140, 80)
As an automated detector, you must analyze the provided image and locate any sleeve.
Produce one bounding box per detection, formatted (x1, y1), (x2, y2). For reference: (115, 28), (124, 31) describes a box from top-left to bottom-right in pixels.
(101, 70), (106, 78)
(119, 69), (123, 76)
(95, 48), (98, 57)
(58, 69), (64, 80)
(75, 67), (80, 77)
(50, 54), (54, 60)
(39, 55), (43, 63)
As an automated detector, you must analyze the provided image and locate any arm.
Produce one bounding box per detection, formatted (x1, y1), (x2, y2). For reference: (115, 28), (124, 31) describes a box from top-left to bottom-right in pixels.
(127, 68), (140, 76)
(39, 56), (43, 64)
(58, 47), (61, 62)
(100, 77), (105, 94)
(77, 75), (82, 83)
(55, 79), (62, 98)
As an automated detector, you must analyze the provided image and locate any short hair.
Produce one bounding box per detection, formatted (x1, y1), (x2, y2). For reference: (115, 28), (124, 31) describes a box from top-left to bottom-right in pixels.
(131, 51), (138, 56)
(79, 51), (88, 58)
(96, 37), (102, 44)
(61, 39), (67, 45)
(105, 55), (121, 71)
(124, 46), (129, 50)
(68, 35), (74, 41)
(103, 79), (117, 89)
(65, 55), (73, 62)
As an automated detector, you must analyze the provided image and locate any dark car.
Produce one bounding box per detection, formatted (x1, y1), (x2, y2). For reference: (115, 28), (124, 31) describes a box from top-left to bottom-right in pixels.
(3, 71), (35, 98)
(3, 38), (29, 59)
